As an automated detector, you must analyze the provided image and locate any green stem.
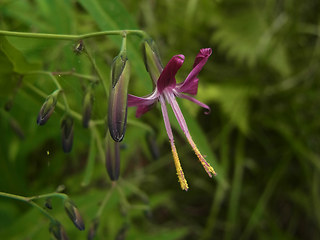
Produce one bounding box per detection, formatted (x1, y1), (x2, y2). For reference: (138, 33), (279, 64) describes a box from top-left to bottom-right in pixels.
(96, 183), (116, 218)
(52, 71), (99, 82)
(0, 192), (57, 222)
(84, 47), (109, 98)
(0, 30), (148, 40)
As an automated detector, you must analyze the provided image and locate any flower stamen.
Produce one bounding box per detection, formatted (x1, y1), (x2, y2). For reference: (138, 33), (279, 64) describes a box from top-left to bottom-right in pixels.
(170, 141), (189, 191)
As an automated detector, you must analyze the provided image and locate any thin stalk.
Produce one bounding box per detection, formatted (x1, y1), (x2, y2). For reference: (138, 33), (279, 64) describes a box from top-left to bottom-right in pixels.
(84, 47), (109, 98)
(91, 125), (105, 163)
(52, 71), (99, 82)
(0, 192), (57, 222)
(0, 30), (148, 40)
(96, 183), (116, 218)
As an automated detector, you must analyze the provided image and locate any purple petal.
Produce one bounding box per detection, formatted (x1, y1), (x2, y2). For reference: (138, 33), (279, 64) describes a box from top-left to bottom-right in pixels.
(177, 93), (211, 114)
(157, 55), (185, 94)
(159, 95), (174, 141)
(128, 92), (158, 118)
(177, 48), (212, 95)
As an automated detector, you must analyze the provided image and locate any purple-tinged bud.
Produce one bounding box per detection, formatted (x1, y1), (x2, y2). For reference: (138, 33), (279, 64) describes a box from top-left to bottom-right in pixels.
(142, 39), (163, 85)
(49, 221), (69, 240)
(37, 90), (60, 125)
(61, 114), (74, 153)
(82, 84), (94, 128)
(87, 218), (99, 240)
(106, 132), (120, 181)
(108, 52), (130, 142)
(64, 198), (85, 231)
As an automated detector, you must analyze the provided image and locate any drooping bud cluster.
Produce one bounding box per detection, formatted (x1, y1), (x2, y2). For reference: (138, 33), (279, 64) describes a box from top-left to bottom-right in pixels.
(37, 89), (60, 125)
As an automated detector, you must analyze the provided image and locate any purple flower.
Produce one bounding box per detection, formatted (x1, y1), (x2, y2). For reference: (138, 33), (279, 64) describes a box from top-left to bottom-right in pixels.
(128, 48), (216, 191)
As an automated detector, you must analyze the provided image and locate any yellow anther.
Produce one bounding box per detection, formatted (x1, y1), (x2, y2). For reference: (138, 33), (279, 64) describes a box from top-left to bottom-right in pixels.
(171, 142), (189, 191)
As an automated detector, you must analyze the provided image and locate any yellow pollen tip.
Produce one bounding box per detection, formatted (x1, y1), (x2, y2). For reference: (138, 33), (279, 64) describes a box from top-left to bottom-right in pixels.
(171, 142), (189, 191)
(187, 136), (216, 177)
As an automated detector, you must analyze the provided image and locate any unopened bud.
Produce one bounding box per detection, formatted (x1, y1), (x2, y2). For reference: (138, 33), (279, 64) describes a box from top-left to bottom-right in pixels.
(64, 198), (85, 231)
(61, 114), (74, 153)
(142, 38), (163, 84)
(37, 90), (60, 125)
(108, 52), (130, 142)
(87, 218), (99, 240)
(82, 84), (94, 128)
(49, 221), (69, 240)
(106, 132), (120, 181)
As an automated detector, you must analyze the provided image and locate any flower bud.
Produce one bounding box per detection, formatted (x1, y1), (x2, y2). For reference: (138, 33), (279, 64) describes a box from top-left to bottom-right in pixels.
(106, 132), (120, 181)
(82, 84), (94, 128)
(49, 221), (69, 240)
(108, 52), (130, 142)
(37, 90), (60, 125)
(64, 198), (85, 231)
(45, 197), (52, 210)
(87, 218), (99, 240)
(61, 114), (74, 153)
(142, 38), (163, 84)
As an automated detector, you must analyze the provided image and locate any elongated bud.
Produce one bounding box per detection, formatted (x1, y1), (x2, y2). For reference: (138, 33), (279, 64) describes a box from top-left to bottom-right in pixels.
(106, 132), (120, 181)
(64, 198), (85, 231)
(37, 90), (60, 125)
(142, 38), (163, 84)
(49, 221), (69, 240)
(87, 218), (99, 240)
(108, 52), (130, 142)
(82, 84), (94, 128)
(61, 114), (74, 153)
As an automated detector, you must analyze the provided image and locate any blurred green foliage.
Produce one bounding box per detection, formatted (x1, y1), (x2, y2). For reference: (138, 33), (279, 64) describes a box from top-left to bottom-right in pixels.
(0, 0), (320, 239)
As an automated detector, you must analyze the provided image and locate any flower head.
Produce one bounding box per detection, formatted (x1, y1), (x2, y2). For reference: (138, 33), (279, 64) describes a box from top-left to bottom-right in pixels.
(128, 48), (216, 191)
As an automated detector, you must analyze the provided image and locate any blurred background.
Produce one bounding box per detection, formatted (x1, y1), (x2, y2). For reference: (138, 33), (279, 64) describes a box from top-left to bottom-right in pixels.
(0, 0), (320, 239)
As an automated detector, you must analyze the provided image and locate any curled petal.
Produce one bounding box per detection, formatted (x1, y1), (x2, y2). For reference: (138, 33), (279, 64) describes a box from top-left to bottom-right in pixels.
(177, 93), (211, 114)
(157, 54), (185, 93)
(177, 48), (212, 95)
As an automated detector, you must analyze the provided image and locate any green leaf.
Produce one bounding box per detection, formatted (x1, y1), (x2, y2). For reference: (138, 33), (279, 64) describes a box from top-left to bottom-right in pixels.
(0, 36), (40, 74)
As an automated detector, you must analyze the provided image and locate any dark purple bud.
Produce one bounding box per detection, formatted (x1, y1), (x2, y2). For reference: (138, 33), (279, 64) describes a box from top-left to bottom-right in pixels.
(82, 84), (94, 128)
(49, 221), (69, 240)
(87, 218), (99, 240)
(61, 114), (74, 153)
(37, 90), (60, 125)
(142, 39), (163, 84)
(64, 198), (85, 231)
(106, 133), (120, 181)
(115, 223), (130, 240)
(108, 52), (130, 142)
